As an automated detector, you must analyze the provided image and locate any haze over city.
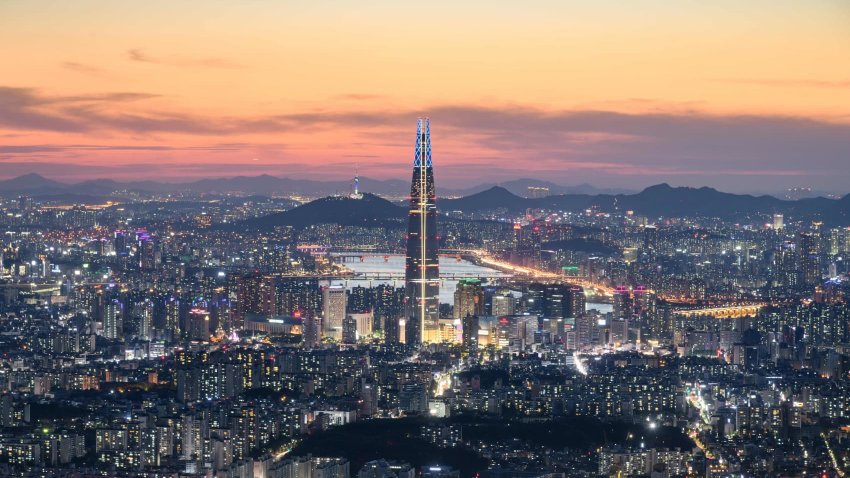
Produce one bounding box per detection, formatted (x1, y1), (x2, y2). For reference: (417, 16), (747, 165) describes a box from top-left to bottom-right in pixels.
(1, 1), (849, 192)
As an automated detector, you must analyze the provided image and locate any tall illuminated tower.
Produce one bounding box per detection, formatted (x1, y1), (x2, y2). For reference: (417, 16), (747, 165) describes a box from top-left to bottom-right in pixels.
(404, 118), (439, 346)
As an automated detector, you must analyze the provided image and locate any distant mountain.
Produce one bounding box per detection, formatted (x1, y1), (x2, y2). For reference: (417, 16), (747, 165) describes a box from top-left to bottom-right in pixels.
(0, 173), (631, 199)
(614, 183), (784, 217)
(822, 194), (850, 225)
(0, 173), (66, 194)
(187, 174), (295, 195)
(442, 186), (594, 213)
(4, 173), (850, 225)
(0, 173), (413, 198)
(447, 179), (632, 197)
(230, 193), (405, 230)
(443, 183), (850, 225)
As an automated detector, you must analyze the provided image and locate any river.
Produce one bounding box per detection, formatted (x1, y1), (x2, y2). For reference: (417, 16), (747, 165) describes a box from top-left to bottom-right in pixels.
(330, 253), (611, 313)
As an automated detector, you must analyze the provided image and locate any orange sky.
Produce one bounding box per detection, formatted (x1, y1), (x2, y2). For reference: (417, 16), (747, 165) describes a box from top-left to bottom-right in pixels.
(1, 1), (849, 191)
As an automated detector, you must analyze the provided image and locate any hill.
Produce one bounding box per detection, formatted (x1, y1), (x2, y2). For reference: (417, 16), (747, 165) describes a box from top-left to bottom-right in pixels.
(443, 183), (850, 224)
(441, 186), (524, 211)
(290, 416), (691, 477)
(541, 238), (618, 256)
(230, 193), (405, 230)
(291, 418), (487, 477)
(0, 173), (66, 194)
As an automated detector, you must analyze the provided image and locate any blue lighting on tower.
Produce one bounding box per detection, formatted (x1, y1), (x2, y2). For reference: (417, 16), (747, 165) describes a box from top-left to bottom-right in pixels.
(413, 117), (432, 168)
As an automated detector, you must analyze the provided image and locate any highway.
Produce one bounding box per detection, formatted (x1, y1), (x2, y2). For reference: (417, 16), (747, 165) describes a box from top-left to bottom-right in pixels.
(466, 249), (617, 297)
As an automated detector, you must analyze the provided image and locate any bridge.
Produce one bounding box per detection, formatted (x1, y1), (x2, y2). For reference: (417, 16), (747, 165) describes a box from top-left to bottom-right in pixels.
(343, 272), (509, 281)
(470, 252), (616, 295)
(328, 249), (617, 295)
(674, 304), (763, 319)
(332, 253), (474, 263)
(0, 283), (61, 294)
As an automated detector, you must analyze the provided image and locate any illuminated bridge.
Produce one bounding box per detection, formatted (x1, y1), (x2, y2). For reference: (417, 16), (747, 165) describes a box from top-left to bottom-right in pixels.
(344, 272), (509, 281)
(329, 250), (615, 294)
(674, 304), (764, 319)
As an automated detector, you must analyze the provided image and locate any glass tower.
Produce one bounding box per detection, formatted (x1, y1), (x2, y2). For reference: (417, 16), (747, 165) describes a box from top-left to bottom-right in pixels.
(404, 118), (439, 346)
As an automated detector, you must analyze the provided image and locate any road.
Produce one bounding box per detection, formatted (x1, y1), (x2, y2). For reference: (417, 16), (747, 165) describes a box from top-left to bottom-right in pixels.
(467, 249), (616, 297)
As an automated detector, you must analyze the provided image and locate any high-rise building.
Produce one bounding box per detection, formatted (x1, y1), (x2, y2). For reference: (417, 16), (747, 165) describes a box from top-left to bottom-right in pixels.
(568, 286), (586, 318)
(342, 315), (357, 344)
(236, 274), (275, 327)
(347, 286), (373, 314)
(322, 286), (347, 340)
(405, 118), (439, 346)
(453, 279), (484, 320)
(643, 225), (658, 253)
(103, 299), (123, 340)
(773, 241), (798, 290)
(797, 231), (821, 290)
(524, 283), (546, 316)
(828, 228), (850, 256)
(114, 231), (129, 258)
(166, 297), (181, 338)
(609, 318), (630, 346)
(302, 315), (322, 349)
(342, 312), (373, 342)
(187, 308), (210, 342)
(613, 286), (632, 320)
(543, 284), (569, 319)
(137, 300), (154, 341)
(773, 214), (785, 231)
(374, 284), (405, 334)
(461, 314), (479, 362)
(491, 290), (515, 317)
(576, 315), (601, 349)
(136, 231), (158, 270)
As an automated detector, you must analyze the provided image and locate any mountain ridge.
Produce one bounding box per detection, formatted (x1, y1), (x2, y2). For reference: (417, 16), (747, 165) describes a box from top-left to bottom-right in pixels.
(442, 184), (850, 224)
(0, 173), (630, 198)
(5, 173), (850, 225)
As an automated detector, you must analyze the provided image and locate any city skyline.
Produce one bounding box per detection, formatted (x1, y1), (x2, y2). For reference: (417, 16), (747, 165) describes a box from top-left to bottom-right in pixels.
(4, 3), (850, 476)
(1, 1), (849, 191)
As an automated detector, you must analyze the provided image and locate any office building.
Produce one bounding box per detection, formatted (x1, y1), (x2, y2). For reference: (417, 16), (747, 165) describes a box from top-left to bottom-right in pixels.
(404, 118), (439, 346)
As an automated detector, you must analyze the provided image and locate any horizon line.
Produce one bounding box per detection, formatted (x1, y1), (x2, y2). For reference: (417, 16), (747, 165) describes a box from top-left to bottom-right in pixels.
(0, 171), (846, 199)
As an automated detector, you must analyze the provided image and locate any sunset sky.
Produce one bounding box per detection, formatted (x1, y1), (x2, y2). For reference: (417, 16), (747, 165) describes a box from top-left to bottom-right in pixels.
(1, 0), (849, 192)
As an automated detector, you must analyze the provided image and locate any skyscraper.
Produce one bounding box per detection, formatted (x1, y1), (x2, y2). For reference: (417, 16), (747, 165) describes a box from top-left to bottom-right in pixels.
(462, 314), (479, 363)
(103, 299), (123, 340)
(137, 231), (158, 270)
(773, 214), (785, 231)
(568, 286), (586, 318)
(187, 308), (210, 342)
(797, 231), (821, 290)
(235, 273), (275, 328)
(454, 279), (484, 320)
(405, 118), (439, 346)
(773, 241), (798, 290)
(322, 286), (347, 340)
(491, 289), (515, 317)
